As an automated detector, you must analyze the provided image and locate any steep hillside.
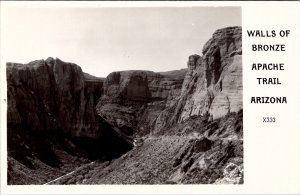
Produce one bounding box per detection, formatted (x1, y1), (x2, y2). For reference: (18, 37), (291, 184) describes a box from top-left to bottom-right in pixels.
(47, 110), (243, 185)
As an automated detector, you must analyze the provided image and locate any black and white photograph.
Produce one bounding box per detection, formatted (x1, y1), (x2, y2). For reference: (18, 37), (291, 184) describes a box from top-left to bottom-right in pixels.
(5, 6), (243, 185)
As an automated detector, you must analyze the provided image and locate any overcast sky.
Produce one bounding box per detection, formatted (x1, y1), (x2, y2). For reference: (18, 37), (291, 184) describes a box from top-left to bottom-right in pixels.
(2, 7), (241, 77)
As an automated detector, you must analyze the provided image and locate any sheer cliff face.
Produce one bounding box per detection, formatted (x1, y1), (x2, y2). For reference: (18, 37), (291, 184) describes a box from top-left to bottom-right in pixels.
(154, 26), (242, 133)
(96, 70), (186, 136)
(181, 26), (242, 120)
(7, 58), (133, 184)
(7, 57), (103, 138)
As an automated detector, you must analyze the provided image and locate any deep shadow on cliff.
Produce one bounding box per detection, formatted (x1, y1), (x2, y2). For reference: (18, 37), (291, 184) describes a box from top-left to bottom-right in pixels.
(6, 58), (132, 184)
(7, 26), (242, 185)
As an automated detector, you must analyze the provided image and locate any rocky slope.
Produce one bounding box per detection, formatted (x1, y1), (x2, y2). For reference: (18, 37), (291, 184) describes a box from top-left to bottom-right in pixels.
(7, 26), (243, 185)
(41, 110), (243, 185)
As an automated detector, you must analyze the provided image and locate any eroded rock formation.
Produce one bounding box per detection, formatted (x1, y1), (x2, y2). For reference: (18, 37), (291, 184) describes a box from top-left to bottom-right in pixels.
(96, 69), (186, 136)
(7, 58), (132, 184)
(153, 26), (242, 134)
(7, 57), (105, 137)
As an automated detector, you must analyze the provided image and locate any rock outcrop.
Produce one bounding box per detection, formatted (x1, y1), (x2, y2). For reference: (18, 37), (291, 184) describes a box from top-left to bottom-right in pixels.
(7, 57), (104, 137)
(7, 58), (132, 184)
(96, 69), (186, 136)
(153, 26), (242, 134)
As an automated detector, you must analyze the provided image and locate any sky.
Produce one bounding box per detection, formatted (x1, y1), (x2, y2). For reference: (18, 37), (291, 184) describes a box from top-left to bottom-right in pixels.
(2, 6), (241, 77)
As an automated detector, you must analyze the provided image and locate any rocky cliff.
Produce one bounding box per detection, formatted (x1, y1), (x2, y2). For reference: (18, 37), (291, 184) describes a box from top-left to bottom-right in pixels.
(7, 58), (132, 184)
(153, 26), (242, 134)
(7, 57), (105, 137)
(96, 69), (186, 136)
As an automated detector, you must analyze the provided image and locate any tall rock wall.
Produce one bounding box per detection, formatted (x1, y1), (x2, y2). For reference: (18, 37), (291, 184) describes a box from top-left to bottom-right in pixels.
(96, 70), (186, 136)
(7, 57), (104, 138)
(7, 57), (134, 175)
(153, 26), (242, 134)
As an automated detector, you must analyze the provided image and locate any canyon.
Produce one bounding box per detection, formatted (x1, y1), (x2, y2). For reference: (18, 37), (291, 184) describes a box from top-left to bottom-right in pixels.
(6, 26), (243, 184)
